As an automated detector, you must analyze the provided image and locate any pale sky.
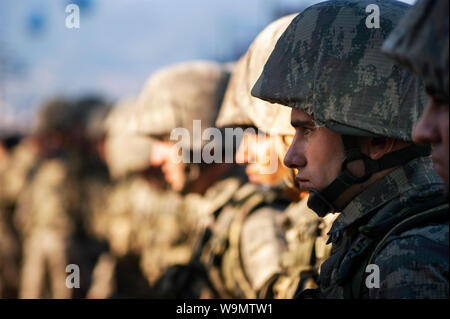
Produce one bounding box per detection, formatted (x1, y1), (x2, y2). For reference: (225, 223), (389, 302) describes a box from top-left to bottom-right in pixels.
(0, 0), (416, 132)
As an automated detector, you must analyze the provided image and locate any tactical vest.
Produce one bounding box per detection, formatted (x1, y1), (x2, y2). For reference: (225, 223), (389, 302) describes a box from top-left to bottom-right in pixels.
(299, 192), (449, 299)
(201, 183), (289, 299)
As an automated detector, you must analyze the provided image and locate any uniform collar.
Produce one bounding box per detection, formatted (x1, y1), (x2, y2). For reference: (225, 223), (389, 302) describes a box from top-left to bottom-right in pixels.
(328, 156), (444, 239)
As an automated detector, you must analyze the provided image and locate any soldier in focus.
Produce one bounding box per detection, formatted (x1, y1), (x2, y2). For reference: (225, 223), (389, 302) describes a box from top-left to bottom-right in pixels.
(251, 0), (448, 298)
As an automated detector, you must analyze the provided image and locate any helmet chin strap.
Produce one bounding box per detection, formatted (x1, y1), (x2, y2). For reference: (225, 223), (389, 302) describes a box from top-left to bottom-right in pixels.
(307, 136), (431, 217)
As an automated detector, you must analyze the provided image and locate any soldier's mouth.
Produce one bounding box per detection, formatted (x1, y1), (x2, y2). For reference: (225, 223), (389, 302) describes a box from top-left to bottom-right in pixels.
(295, 176), (310, 187)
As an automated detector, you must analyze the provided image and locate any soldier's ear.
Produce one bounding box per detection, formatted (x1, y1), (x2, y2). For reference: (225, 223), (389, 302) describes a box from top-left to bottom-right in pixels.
(367, 137), (395, 160)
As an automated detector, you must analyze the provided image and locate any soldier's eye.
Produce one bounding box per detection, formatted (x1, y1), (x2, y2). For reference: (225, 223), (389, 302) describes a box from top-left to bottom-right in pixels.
(303, 127), (314, 136)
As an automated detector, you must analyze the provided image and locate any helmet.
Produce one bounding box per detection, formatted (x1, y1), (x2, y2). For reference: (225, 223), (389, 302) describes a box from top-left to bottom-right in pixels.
(135, 61), (230, 150)
(251, 0), (431, 216)
(252, 0), (427, 142)
(382, 0), (449, 102)
(85, 105), (111, 140)
(216, 15), (296, 136)
(104, 97), (140, 136)
(104, 98), (154, 179)
(70, 96), (110, 140)
(34, 98), (71, 135)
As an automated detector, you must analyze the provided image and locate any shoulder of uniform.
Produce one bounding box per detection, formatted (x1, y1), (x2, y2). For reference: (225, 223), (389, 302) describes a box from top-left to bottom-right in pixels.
(370, 224), (449, 298)
(196, 177), (244, 216)
(34, 158), (70, 185)
(373, 223), (449, 270)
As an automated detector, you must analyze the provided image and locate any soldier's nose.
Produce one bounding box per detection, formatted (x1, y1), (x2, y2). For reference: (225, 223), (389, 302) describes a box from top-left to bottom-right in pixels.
(150, 151), (165, 166)
(284, 144), (298, 169)
(413, 99), (441, 145)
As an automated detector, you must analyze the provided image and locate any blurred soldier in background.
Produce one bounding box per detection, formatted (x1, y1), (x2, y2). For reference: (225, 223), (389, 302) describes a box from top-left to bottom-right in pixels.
(212, 14), (336, 299)
(0, 131), (24, 298)
(14, 98), (75, 298)
(14, 96), (113, 299)
(252, 0), (448, 298)
(382, 0), (449, 190)
(63, 96), (113, 298)
(87, 98), (164, 298)
(129, 61), (239, 298)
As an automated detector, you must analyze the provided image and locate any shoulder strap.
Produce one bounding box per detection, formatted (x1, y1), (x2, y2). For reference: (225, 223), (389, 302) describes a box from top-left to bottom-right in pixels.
(227, 191), (269, 298)
(346, 202), (449, 299)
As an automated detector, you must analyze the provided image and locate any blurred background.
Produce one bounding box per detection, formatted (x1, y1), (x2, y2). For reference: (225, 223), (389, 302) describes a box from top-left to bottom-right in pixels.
(0, 0), (417, 133)
(0, 0), (325, 134)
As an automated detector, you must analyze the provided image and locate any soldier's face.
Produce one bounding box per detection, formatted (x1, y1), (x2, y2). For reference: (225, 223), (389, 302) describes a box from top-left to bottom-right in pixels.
(235, 131), (287, 185)
(284, 109), (345, 192)
(150, 140), (186, 192)
(413, 96), (449, 186)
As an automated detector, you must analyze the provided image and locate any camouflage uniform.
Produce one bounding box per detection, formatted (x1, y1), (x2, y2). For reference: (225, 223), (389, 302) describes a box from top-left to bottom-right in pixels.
(15, 158), (74, 299)
(0, 137), (39, 298)
(84, 98), (158, 298)
(155, 168), (247, 298)
(65, 97), (114, 299)
(14, 99), (76, 299)
(1, 138), (39, 206)
(90, 175), (169, 298)
(252, 0), (448, 298)
(0, 140), (24, 298)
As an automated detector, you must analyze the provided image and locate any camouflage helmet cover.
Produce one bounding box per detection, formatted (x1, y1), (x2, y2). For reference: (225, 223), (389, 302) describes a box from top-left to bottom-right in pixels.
(105, 98), (154, 179)
(252, 0), (427, 141)
(382, 0), (449, 102)
(85, 105), (111, 140)
(135, 61), (230, 149)
(216, 15), (296, 136)
(104, 97), (140, 137)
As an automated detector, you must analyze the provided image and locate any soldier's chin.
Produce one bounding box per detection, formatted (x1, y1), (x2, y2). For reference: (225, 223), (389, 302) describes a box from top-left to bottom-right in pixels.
(248, 174), (262, 184)
(168, 180), (184, 192)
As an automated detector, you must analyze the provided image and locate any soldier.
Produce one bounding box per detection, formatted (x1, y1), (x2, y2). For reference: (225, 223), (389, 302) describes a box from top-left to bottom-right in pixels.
(212, 14), (332, 299)
(382, 0), (449, 189)
(0, 133), (23, 298)
(251, 0), (448, 298)
(63, 96), (114, 298)
(15, 98), (75, 299)
(130, 61), (244, 298)
(87, 98), (170, 298)
(0, 133), (39, 299)
(1, 136), (40, 208)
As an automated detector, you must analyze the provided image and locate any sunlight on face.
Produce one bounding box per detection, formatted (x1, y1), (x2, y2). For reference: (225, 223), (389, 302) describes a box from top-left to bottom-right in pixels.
(235, 131), (289, 186)
(150, 140), (186, 192)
